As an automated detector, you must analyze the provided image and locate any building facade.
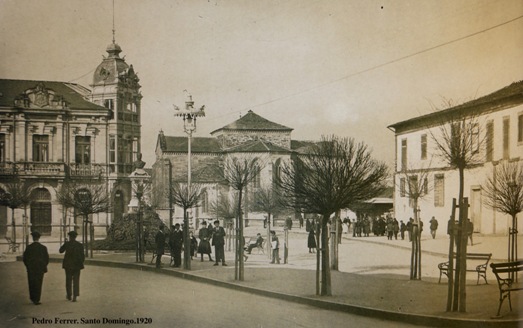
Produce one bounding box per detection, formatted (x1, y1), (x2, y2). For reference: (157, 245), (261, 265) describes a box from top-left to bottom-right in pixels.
(151, 110), (296, 226)
(0, 40), (141, 245)
(388, 81), (523, 235)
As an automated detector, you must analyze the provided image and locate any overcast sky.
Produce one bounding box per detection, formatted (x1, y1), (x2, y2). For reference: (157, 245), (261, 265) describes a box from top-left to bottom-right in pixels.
(1, 0), (522, 167)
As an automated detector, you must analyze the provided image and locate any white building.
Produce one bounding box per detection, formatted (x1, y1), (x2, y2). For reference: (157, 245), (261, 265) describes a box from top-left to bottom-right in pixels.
(388, 81), (523, 235)
(0, 40), (142, 245)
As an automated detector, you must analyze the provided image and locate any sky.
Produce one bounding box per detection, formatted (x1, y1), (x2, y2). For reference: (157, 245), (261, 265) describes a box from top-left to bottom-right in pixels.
(0, 0), (522, 167)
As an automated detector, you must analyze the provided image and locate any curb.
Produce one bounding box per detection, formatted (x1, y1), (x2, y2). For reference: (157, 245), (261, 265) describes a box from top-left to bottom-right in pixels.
(18, 256), (520, 328)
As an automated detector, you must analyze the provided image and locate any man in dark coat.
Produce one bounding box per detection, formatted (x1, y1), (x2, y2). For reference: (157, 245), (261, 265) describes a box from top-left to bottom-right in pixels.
(59, 231), (85, 302)
(155, 225), (166, 268)
(197, 221), (213, 262)
(211, 220), (226, 266)
(23, 231), (49, 305)
(169, 224), (183, 267)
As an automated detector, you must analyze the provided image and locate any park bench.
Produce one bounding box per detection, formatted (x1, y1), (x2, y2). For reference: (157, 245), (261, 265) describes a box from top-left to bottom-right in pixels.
(490, 260), (523, 317)
(5, 237), (20, 253)
(438, 252), (491, 285)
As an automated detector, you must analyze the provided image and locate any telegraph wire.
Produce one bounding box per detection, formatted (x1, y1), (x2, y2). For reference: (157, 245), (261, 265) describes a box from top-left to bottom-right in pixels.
(205, 13), (523, 122)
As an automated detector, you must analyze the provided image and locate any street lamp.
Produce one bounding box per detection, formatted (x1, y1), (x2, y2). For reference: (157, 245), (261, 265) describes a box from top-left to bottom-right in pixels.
(174, 93), (205, 270)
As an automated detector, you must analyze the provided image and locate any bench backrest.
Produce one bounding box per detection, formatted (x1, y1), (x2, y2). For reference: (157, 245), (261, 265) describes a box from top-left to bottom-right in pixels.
(490, 260), (523, 274)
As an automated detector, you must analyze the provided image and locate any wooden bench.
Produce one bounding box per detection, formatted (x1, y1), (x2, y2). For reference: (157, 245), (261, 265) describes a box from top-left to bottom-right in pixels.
(438, 252), (491, 285)
(490, 260), (523, 317)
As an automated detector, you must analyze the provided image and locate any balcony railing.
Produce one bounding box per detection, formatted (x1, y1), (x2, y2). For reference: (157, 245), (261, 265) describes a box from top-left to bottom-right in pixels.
(23, 162), (66, 175)
(69, 163), (107, 177)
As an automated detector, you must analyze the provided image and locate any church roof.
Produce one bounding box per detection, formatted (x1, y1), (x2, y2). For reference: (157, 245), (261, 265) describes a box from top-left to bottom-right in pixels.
(211, 110), (292, 134)
(388, 80), (523, 133)
(0, 79), (107, 111)
(224, 139), (291, 153)
(158, 135), (221, 153)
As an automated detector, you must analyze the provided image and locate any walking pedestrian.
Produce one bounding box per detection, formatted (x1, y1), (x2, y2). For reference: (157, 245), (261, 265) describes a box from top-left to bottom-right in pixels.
(59, 231), (85, 302)
(407, 218), (413, 242)
(169, 224), (183, 267)
(307, 229), (316, 253)
(212, 220), (226, 266)
(270, 230), (280, 264)
(197, 221), (213, 262)
(190, 231), (198, 259)
(400, 220), (406, 240)
(23, 231), (49, 305)
(393, 218), (399, 240)
(155, 225), (166, 268)
(429, 216), (438, 239)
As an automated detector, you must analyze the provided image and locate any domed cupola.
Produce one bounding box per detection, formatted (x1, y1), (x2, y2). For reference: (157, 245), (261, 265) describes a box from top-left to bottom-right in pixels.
(92, 41), (130, 86)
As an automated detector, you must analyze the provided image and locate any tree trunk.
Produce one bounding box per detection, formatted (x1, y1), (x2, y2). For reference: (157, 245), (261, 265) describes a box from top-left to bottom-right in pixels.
(266, 213), (271, 259)
(458, 197), (469, 312)
(446, 199), (456, 311)
(316, 222), (320, 295)
(237, 190), (244, 281)
(320, 214), (332, 296)
(183, 208), (191, 270)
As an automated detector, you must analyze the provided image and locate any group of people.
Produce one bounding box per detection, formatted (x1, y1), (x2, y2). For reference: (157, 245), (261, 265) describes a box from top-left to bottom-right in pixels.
(154, 219), (227, 269)
(23, 230), (85, 305)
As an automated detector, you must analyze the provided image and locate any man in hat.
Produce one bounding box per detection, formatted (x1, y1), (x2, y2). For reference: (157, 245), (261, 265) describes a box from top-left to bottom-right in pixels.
(23, 231), (49, 305)
(168, 224), (183, 268)
(211, 220), (226, 266)
(59, 231), (85, 302)
(155, 225), (166, 268)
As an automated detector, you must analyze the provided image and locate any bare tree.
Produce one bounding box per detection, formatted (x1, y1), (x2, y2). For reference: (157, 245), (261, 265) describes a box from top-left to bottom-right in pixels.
(221, 155), (265, 281)
(210, 191), (240, 252)
(430, 105), (485, 312)
(484, 160), (523, 265)
(396, 167), (432, 279)
(0, 177), (31, 251)
(168, 182), (202, 270)
(279, 135), (388, 296)
(251, 186), (284, 257)
(56, 181), (111, 258)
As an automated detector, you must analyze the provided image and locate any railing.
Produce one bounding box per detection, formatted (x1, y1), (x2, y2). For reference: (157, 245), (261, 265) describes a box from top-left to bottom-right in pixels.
(0, 162), (17, 176)
(23, 162), (65, 175)
(69, 163), (107, 177)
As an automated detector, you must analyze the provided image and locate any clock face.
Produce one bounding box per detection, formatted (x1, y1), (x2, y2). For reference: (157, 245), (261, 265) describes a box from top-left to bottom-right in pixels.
(100, 67), (110, 80)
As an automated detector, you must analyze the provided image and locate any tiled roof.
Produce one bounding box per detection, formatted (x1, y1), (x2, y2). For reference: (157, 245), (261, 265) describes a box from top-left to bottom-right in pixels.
(290, 140), (317, 154)
(0, 79), (107, 110)
(160, 135), (221, 153)
(224, 139), (291, 153)
(211, 110), (292, 134)
(388, 80), (523, 133)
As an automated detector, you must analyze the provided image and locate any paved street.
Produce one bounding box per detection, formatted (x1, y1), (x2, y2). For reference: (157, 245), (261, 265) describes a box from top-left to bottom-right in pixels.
(0, 262), (426, 328)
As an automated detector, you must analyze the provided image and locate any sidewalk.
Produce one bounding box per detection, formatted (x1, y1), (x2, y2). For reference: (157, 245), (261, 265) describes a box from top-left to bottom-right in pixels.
(14, 231), (521, 328)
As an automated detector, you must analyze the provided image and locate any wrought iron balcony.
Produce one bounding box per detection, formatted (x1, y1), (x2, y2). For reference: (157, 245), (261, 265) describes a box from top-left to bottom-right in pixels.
(69, 163), (107, 177)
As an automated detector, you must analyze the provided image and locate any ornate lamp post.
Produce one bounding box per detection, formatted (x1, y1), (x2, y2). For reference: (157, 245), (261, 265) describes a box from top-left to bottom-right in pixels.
(174, 94), (205, 270)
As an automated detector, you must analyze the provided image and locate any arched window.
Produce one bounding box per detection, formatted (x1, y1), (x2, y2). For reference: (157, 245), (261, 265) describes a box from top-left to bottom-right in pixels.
(113, 190), (124, 221)
(201, 189), (209, 214)
(30, 188), (52, 235)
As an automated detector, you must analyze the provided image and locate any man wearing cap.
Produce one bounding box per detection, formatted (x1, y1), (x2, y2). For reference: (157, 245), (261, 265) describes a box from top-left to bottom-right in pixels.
(23, 231), (49, 305)
(59, 231), (85, 302)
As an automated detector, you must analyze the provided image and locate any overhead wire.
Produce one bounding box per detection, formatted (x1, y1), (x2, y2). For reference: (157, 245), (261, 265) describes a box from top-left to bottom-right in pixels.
(203, 13), (523, 123)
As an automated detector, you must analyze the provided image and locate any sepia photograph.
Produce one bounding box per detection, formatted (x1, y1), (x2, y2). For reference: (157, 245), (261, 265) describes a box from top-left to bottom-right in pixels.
(0, 0), (522, 327)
